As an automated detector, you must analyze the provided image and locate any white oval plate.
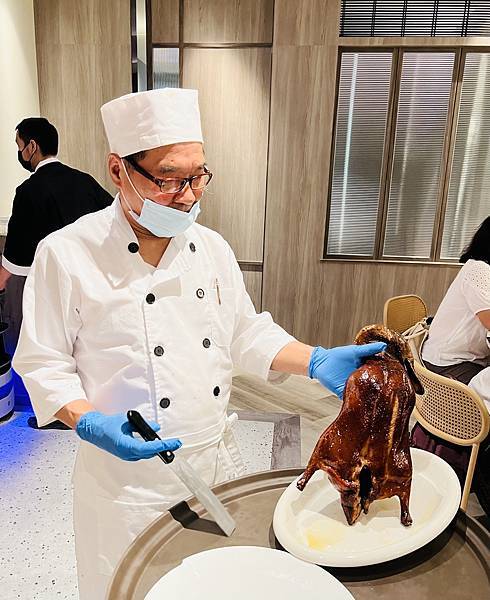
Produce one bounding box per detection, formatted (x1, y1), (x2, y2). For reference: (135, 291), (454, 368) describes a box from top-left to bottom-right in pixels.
(144, 546), (354, 600)
(273, 448), (461, 567)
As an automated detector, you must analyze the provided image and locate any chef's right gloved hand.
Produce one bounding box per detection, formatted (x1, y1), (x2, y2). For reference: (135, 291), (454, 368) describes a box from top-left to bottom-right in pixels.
(76, 411), (182, 461)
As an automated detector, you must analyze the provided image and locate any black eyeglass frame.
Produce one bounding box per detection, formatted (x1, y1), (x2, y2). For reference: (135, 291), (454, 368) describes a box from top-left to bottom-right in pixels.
(124, 156), (213, 195)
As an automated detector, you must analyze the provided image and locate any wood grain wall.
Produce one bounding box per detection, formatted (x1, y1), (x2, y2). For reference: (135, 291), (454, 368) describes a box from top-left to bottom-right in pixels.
(183, 47), (271, 262)
(33, 0), (132, 192)
(183, 0), (274, 43)
(152, 0), (179, 44)
(262, 0), (461, 347)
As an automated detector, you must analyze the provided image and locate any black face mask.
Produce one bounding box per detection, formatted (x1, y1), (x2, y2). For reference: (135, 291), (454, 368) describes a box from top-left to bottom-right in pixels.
(18, 143), (35, 172)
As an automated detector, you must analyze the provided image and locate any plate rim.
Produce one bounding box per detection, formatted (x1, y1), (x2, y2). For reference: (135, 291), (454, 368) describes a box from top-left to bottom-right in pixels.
(272, 447), (462, 567)
(144, 545), (354, 599)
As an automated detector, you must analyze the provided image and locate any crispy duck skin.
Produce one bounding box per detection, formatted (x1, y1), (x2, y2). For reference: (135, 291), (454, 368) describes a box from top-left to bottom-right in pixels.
(297, 325), (424, 527)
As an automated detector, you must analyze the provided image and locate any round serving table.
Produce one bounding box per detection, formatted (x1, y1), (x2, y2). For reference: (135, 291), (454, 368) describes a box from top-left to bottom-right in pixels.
(108, 469), (489, 600)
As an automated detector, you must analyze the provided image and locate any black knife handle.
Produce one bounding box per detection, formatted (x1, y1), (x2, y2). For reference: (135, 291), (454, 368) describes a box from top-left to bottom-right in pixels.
(127, 410), (175, 464)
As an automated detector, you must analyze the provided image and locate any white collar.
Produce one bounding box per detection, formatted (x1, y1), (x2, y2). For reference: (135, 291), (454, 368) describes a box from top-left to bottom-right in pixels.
(106, 194), (192, 287)
(34, 157), (60, 172)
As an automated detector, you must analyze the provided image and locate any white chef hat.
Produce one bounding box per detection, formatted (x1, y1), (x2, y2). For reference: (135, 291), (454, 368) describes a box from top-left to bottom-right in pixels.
(100, 88), (203, 157)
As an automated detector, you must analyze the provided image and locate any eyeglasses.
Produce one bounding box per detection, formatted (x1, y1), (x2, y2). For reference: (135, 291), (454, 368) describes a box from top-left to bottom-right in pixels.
(124, 156), (213, 195)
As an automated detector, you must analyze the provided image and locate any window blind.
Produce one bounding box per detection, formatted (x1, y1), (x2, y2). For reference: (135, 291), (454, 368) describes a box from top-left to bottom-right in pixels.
(442, 53), (490, 260)
(383, 52), (454, 259)
(327, 53), (393, 256)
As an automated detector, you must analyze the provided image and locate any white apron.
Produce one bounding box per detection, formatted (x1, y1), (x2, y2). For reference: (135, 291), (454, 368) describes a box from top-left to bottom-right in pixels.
(73, 415), (245, 600)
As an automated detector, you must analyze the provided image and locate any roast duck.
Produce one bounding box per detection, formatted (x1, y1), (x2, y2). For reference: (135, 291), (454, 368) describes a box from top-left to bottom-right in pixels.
(297, 324), (424, 527)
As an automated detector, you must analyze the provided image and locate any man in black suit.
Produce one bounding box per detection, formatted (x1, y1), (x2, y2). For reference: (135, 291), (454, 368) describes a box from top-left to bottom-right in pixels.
(0, 118), (112, 428)
(0, 117), (113, 289)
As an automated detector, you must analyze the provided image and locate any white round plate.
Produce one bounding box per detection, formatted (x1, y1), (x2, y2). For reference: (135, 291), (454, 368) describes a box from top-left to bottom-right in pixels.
(273, 448), (461, 567)
(144, 546), (354, 600)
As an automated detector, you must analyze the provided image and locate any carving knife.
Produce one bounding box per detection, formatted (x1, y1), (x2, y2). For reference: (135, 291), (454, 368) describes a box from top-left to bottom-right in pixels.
(127, 410), (236, 536)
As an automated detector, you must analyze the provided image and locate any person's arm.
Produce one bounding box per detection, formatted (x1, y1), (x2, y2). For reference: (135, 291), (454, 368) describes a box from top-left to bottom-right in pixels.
(0, 266), (12, 291)
(14, 240), (181, 460)
(271, 339), (386, 398)
(477, 309), (490, 330)
(270, 341), (313, 376)
(225, 241), (385, 397)
(13, 240), (87, 426)
(55, 399), (96, 429)
(3, 185), (39, 278)
(462, 262), (490, 334)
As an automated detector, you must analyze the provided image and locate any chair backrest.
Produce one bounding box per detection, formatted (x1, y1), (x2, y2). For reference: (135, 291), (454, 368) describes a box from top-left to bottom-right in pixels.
(383, 295), (428, 333)
(402, 318), (431, 364)
(412, 361), (490, 511)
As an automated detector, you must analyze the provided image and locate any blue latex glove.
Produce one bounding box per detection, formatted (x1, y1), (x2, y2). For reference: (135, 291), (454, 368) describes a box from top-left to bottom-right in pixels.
(309, 343), (387, 399)
(76, 411), (182, 461)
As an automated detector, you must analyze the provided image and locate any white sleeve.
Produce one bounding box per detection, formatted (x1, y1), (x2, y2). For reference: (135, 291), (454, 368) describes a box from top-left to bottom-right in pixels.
(226, 243), (296, 382)
(462, 260), (490, 315)
(12, 240), (87, 426)
(468, 367), (490, 413)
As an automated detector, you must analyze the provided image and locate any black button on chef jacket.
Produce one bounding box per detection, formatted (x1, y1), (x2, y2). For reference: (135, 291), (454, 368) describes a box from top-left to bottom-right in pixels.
(2, 161), (113, 276)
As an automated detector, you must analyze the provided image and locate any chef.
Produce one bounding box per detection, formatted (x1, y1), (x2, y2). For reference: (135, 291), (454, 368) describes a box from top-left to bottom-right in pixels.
(13, 88), (385, 599)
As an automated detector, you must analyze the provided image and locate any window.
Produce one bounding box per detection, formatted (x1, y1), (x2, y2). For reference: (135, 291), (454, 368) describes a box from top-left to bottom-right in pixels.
(153, 47), (179, 89)
(441, 53), (490, 259)
(384, 52), (454, 259)
(327, 53), (392, 256)
(340, 1), (490, 37)
(326, 49), (490, 262)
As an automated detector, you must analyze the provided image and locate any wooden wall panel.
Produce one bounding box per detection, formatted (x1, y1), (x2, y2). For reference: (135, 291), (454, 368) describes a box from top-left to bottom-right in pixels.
(273, 0), (336, 46)
(152, 0), (180, 44)
(263, 38), (337, 338)
(183, 47), (271, 262)
(33, 0), (131, 193)
(242, 270), (262, 312)
(309, 262), (459, 347)
(183, 0), (273, 43)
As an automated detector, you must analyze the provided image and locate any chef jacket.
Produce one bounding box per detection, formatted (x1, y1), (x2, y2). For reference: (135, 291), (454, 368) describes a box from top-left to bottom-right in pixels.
(13, 196), (295, 502)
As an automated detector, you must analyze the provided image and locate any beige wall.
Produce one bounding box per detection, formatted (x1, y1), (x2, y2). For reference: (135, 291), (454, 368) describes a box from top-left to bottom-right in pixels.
(0, 0), (40, 227)
(33, 0), (132, 192)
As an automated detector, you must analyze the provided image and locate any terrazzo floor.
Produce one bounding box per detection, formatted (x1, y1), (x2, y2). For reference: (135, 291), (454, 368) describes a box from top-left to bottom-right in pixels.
(0, 409), (286, 600)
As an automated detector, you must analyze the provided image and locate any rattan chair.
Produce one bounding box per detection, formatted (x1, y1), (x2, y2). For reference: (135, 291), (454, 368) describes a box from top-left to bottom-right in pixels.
(402, 319), (430, 364)
(413, 361), (490, 511)
(383, 295), (428, 334)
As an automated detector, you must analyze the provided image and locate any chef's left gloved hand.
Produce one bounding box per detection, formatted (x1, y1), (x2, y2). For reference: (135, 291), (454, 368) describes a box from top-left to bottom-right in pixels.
(309, 343), (387, 399)
(76, 411), (182, 461)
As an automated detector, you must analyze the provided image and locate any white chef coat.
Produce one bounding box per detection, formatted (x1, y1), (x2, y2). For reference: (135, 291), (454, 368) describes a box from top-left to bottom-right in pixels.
(422, 259), (490, 367)
(13, 195), (295, 599)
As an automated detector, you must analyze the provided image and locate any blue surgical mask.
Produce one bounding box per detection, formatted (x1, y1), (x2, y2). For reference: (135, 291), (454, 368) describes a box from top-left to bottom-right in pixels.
(121, 160), (201, 238)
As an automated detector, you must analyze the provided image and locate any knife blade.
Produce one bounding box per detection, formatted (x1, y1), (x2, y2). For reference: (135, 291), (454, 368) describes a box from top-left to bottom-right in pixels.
(127, 410), (236, 536)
